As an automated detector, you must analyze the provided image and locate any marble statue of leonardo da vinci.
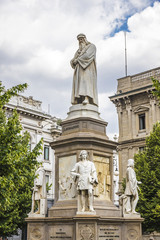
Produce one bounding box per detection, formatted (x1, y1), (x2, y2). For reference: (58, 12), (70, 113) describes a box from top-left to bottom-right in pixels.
(70, 34), (98, 106)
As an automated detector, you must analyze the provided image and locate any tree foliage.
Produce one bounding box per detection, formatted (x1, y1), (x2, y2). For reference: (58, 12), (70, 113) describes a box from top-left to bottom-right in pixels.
(135, 122), (160, 233)
(0, 82), (43, 236)
(152, 77), (160, 102)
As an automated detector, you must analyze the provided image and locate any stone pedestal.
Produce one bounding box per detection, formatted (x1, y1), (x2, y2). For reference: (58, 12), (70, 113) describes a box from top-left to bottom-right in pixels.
(48, 104), (119, 218)
(66, 104), (102, 120)
(26, 104), (143, 240)
(26, 215), (143, 240)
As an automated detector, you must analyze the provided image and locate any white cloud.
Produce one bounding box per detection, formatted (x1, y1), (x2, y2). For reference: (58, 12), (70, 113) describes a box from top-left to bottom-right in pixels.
(0, 0), (160, 138)
(126, 1), (160, 73)
(99, 92), (118, 139)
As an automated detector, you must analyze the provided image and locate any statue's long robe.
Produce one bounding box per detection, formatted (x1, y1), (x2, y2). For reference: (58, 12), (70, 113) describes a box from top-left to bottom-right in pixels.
(125, 167), (138, 196)
(71, 43), (98, 106)
(34, 167), (46, 200)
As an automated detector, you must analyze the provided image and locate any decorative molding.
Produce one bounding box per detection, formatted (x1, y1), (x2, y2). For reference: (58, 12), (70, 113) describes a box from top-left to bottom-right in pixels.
(30, 228), (42, 240)
(19, 96), (42, 109)
(133, 105), (149, 113)
(131, 67), (160, 82)
(147, 90), (156, 100)
(113, 99), (123, 113)
(79, 224), (95, 240)
(123, 96), (131, 106)
(127, 229), (138, 240)
(147, 91), (157, 106)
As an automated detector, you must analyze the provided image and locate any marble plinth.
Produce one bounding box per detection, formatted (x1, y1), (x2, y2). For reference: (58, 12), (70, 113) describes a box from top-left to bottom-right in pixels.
(26, 215), (143, 240)
(65, 104), (103, 121)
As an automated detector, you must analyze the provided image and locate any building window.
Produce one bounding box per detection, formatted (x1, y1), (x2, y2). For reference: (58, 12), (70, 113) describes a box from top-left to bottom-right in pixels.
(139, 113), (145, 130)
(44, 145), (49, 160)
(139, 146), (145, 152)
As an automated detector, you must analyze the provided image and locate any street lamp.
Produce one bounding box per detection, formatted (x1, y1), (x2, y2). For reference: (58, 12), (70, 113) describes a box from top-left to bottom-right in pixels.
(113, 150), (119, 176)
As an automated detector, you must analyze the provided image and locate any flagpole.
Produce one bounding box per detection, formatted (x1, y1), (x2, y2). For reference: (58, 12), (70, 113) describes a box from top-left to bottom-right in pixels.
(124, 31), (127, 77)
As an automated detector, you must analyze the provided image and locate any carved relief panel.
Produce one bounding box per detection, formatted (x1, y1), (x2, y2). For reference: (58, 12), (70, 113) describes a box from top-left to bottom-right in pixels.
(28, 224), (44, 240)
(59, 155), (77, 200)
(76, 223), (96, 240)
(127, 229), (139, 240)
(93, 155), (111, 200)
(126, 224), (141, 240)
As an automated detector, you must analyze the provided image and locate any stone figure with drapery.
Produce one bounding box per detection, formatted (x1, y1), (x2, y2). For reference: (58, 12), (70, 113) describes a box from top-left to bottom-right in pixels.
(70, 33), (98, 106)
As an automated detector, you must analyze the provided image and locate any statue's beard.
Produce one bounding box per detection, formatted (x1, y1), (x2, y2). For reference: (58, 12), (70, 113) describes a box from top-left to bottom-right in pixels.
(79, 42), (86, 51)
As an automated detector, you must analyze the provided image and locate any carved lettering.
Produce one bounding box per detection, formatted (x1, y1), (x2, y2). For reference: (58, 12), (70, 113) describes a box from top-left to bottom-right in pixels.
(49, 225), (73, 240)
(63, 125), (79, 131)
(98, 225), (121, 240)
(50, 237), (72, 239)
(50, 230), (72, 239)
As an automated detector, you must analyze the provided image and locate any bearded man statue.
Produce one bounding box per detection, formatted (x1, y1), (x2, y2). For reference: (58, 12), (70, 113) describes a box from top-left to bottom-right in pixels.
(70, 34), (98, 106)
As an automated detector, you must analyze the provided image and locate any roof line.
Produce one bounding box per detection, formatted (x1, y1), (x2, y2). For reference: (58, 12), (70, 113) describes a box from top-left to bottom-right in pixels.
(109, 84), (153, 99)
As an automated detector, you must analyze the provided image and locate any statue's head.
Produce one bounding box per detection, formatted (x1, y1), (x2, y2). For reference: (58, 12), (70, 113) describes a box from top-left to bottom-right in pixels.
(77, 33), (86, 40)
(127, 159), (134, 167)
(77, 33), (89, 49)
(79, 150), (88, 160)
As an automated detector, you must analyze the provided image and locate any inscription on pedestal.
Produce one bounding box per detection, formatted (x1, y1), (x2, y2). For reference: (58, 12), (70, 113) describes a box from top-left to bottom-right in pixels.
(63, 124), (79, 132)
(98, 225), (121, 240)
(49, 225), (73, 240)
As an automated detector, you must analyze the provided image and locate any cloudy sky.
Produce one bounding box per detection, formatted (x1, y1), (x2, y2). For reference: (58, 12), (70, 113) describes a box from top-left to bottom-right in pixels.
(1, 0), (160, 139)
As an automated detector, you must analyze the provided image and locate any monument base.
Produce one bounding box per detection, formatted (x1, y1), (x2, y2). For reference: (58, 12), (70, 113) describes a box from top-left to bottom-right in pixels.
(27, 213), (45, 218)
(26, 215), (143, 240)
(124, 212), (141, 218)
(65, 104), (103, 121)
(76, 211), (96, 215)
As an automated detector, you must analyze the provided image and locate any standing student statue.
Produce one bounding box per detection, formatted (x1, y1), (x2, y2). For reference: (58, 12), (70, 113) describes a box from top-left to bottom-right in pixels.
(71, 150), (98, 212)
(28, 165), (47, 217)
(122, 159), (141, 215)
(70, 34), (98, 106)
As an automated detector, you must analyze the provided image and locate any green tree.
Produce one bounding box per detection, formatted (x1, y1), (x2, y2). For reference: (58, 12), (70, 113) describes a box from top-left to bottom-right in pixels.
(152, 77), (160, 101)
(0, 82), (43, 237)
(134, 122), (160, 233)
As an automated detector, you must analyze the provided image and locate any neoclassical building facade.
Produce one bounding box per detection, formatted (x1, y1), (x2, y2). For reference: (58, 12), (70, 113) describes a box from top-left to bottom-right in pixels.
(110, 66), (160, 181)
(5, 94), (61, 207)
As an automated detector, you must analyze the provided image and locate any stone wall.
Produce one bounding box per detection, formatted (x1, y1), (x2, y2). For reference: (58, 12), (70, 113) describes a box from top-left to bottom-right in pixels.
(143, 232), (160, 240)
